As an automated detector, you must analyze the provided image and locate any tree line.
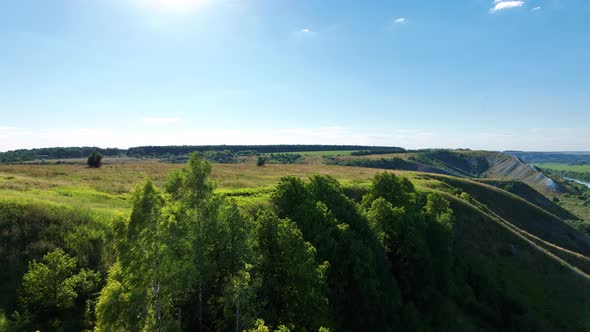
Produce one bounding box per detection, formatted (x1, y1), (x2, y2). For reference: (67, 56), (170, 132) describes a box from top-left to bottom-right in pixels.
(127, 145), (400, 157)
(0, 147), (123, 163)
(0, 146), (405, 163)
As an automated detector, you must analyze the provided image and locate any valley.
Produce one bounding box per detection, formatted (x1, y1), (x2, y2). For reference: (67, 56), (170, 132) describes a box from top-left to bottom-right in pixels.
(2, 146), (590, 331)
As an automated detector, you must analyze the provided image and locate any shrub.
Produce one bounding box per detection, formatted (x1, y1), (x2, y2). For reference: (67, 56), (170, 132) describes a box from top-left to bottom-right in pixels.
(87, 151), (103, 168)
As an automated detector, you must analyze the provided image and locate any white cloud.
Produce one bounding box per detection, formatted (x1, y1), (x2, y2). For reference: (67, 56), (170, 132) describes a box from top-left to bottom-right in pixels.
(143, 117), (181, 125)
(490, 1), (525, 13)
(532, 6), (541, 11)
(0, 126), (18, 131)
(394, 17), (406, 24)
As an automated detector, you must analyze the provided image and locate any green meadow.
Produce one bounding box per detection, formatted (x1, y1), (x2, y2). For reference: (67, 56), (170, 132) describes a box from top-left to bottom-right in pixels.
(535, 163), (590, 173)
(0, 160), (397, 216)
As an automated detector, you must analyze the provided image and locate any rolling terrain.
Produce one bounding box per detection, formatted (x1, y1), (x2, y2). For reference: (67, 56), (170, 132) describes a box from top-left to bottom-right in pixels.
(2, 147), (590, 330)
(327, 150), (563, 194)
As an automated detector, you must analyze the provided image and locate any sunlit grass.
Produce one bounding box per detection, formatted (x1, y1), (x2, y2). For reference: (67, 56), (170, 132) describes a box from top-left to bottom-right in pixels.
(0, 161), (423, 214)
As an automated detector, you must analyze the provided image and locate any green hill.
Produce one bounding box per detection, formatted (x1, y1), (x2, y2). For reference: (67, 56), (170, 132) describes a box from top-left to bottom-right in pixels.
(1, 155), (590, 330)
(329, 150), (565, 195)
(416, 173), (590, 329)
(477, 179), (577, 220)
(446, 194), (590, 331)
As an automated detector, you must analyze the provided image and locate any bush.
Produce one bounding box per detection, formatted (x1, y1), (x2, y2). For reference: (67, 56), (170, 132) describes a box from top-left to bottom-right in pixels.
(87, 151), (103, 168)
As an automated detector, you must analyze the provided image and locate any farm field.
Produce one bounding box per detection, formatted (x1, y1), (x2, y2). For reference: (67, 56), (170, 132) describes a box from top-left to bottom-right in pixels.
(535, 163), (590, 173)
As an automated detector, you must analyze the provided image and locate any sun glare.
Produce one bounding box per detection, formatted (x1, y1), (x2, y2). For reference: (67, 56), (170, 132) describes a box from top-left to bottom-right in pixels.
(134, 0), (209, 13)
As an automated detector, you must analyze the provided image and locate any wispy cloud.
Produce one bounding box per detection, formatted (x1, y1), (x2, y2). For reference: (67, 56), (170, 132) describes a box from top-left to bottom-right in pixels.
(394, 17), (406, 24)
(294, 27), (317, 39)
(490, 1), (525, 13)
(532, 6), (541, 11)
(143, 117), (181, 125)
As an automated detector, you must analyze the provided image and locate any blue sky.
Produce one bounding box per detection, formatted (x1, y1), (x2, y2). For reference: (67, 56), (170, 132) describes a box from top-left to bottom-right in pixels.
(1, 0), (589, 151)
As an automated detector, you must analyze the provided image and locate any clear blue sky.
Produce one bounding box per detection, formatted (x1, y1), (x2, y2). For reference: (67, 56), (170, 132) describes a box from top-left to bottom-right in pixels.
(1, 0), (589, 151)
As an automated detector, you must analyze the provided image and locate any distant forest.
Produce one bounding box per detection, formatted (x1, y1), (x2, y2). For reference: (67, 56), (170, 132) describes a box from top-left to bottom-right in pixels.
(0, 145), (404, 163)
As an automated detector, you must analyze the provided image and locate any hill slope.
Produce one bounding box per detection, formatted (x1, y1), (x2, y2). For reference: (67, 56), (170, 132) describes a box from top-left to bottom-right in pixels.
(329, 150), (564, 194)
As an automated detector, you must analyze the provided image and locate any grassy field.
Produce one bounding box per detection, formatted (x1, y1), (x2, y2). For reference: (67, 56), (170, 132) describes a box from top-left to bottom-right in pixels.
(0, 160), (425, 216)
(2, 153), (588, 217)
(535, 163), (590, 173)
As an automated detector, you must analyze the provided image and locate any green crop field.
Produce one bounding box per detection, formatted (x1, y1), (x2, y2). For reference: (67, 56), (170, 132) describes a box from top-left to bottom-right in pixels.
(535, 163), (590, 173)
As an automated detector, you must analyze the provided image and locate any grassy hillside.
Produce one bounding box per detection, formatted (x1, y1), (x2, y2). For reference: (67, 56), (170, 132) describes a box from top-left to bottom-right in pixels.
(446, 194), (590, 331)
(477, 180), (577, 220)
(326, 149), (565, 195)
(2, 156), (590, 330)
(429, 175), (590, 258)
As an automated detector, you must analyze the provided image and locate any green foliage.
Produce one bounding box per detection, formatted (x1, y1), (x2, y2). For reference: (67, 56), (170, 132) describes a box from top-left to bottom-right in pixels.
(0, 147), (122, 163)
(165, 152), (214, 205)
(244, 320), (331, 332)
(222, 264), (259, 332)
(0, 145), (403, 163)
(161, 150), (239, 164)
(16, 248), (101, 331)
(127, 145), (398, 158)
(272, 175), (401, 331)
(542, 167), (590, 183)
(96, 179), (196, 331)
(0, 201), (112, 316)
(4, 155), (590, 331)
(329, 157), (446, 174)
(265, 153), (302, 164)
(254, 210), (329, 330)
(350, 148), (406, 156)
(257, 156), (266, 167)
(410, 150), (489, 177)
(87, 151), (103, 168)
(204, 150), (238, 163)
(96, 153), (333, 331)
(363, 173), (455, 330)
(566, 219), (590, 237)
(95, 153), (258, 331)
(237, 150), (259, 157)
(362, 172), (417, 209)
